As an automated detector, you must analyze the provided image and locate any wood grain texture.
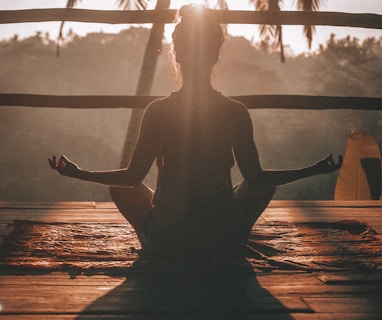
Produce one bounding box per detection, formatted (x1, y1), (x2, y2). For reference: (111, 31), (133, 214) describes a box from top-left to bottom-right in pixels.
(0, 201), (381, 319)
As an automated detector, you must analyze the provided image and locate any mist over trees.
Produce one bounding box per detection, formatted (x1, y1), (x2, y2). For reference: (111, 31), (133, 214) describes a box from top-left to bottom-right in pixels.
(1, 28), (381, 201)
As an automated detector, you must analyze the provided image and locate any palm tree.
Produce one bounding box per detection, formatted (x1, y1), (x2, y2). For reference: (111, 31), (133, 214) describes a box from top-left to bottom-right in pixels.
(118, 0), (170, 169)
(58, 0), (230, 167)
(253, 0), (322, 62)
(57, 0), (148, 55)
(58, 0), (170, 168)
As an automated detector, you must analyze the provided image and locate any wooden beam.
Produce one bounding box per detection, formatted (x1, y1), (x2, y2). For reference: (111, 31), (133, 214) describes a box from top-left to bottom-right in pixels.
(0, 94), (159, 109)
(0, 9), (381, 29)
(1, 94), (381, 110)
(218, 11), (382, 29)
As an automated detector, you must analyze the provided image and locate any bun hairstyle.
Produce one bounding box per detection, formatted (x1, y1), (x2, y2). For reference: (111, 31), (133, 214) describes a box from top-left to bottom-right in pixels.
(172, 4), (224, 67)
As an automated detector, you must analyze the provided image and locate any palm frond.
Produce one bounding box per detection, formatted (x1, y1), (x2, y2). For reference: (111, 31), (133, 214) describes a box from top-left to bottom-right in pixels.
(255, 0), (279, 37)
(275, 25), (285, 62)
(296, 0), (321, 11)
(268, 0), (282, 11)
(216, 0), (229, 10)
(303, 25), (315, 49)
(117, 0), (150, 10)
(254, 0), (285, 62)
(252, 0), (322, 56)
(57, 0), (81, 56)
(254, 0), (269, 11)
(297, 0), (321, 49)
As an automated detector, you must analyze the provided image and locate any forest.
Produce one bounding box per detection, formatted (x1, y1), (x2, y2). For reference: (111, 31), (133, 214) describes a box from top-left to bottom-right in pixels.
(0, 27), (381, 201)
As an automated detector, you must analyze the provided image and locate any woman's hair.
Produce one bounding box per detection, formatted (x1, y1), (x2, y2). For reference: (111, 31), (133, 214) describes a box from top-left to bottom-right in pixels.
(172, 4), (224, 68)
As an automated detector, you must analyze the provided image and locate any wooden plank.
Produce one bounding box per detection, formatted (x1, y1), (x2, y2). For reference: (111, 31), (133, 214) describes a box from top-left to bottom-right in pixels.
(1, 315), (380, 320)
(318, 272), (382, 285)
(1, 201), (381, 228)
(262, 211), (382, 221)
(0, 201), (381, 319)
(292, 314), (382, 320)
(7, 315), (373, 320)
(0, 8), (177, 25)
(0, 273), (126, 284)
(96, 202), (117, 209)
(67, 200), (382, 209)
(0, 273), (313, 313)
(257, 273), (324, 286)
(303, 297), (382, 313)
(0, 277), (379, 317)
(268, 200), (382, 208)
(1, 9), (381, 29)
(0, 213), (126, 224)
(0, 292), (311, 315)
(1, 281), (375, 297)
(258, 284), (379, 296)
(1, 200), (381, 210)
(0, 201), (96, 209)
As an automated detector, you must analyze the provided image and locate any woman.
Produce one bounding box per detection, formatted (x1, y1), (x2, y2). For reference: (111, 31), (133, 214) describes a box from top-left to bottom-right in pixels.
(49, 5), (342, 259)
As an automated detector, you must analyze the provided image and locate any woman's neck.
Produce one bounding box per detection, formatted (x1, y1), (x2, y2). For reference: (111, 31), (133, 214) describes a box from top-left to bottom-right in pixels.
(179, 64), (215, 94)
(180, 76), (214, 96)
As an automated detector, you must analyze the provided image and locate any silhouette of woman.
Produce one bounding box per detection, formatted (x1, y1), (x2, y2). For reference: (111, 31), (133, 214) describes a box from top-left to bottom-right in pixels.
(49, 5), (342, 259)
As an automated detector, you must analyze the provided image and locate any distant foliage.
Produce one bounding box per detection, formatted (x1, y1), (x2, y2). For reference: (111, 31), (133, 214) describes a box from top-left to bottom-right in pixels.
(312, 34), (382, 97)
(0, 29), (381, 201)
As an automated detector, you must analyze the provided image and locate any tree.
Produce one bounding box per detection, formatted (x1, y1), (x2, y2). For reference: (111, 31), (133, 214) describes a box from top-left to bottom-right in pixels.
(58, 0), (170, 168)
(119, 0), (170, 168)
(58, 0), (231, 167)
(57, 0), (148, 56)
(252, 0), (322, 62)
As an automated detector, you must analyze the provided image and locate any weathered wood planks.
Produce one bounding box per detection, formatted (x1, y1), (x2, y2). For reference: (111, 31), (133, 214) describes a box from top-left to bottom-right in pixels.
(0, 271), (381, 318)
(0, 201), (381, 319)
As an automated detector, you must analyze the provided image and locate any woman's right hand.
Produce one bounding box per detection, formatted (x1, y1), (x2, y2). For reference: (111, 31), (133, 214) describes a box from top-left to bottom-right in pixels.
(48, 155), (80, 178)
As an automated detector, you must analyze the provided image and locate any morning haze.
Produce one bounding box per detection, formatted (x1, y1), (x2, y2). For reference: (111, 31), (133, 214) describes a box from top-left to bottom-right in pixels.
(1, 28), (381, 201)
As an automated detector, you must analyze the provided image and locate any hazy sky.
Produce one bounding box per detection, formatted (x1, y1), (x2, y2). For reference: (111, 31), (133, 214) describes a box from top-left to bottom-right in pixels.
(1, 0), (381, 53)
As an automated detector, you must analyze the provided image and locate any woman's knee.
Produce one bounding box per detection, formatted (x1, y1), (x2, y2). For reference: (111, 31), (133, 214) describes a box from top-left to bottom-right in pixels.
(234, 180), (276, 229)
(109, 183), (154, 233)
(234, 180), (276, 203)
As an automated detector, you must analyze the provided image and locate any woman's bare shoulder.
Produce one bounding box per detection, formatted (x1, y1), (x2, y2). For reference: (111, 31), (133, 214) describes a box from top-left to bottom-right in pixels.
(145, 92), (178, 112)
(214, 91), (246, 108)
(215, 92), (250, 119)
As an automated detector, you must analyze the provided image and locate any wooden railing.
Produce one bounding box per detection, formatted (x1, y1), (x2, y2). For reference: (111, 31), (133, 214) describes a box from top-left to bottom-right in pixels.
(1, 9), (381, 29)
(1, 8), (381, 110)
(1, 94), (381, 110)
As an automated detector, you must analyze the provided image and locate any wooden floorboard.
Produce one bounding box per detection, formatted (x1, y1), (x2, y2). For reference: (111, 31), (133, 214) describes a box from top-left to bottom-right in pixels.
(0, 201), (381, 319)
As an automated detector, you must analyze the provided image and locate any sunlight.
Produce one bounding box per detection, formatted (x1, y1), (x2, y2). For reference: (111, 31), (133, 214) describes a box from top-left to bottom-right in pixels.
(170, 0), (217, 9)
(1, 0), (382, 54)
(177, 0), (206, 6)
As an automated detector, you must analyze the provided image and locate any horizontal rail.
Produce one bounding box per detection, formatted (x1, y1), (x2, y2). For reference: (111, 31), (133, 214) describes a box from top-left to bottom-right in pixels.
(0, 9), (381, 29)
(1, 94), (381, 110)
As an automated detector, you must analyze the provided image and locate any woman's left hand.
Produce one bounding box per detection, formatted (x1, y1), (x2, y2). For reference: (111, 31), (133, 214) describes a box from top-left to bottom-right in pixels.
(314, 154), (343, 174)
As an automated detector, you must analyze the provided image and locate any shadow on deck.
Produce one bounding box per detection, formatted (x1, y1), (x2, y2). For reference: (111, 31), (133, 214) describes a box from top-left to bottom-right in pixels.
(0, 200), (381, 319)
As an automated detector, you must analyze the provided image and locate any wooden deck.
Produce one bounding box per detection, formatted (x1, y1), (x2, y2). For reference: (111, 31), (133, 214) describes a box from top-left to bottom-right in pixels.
(0, 200), (382, 319)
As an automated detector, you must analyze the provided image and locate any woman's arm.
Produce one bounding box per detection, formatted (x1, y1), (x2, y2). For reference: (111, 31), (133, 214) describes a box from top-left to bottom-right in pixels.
(254, 154), (342, 187)
(48, 154), (148, 186)
(49, 103), (159, 187)
(232, 103), (342, 189)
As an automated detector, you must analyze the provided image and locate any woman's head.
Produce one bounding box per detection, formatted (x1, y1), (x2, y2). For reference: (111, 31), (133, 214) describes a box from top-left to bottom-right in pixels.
(172, 5), (224, 74)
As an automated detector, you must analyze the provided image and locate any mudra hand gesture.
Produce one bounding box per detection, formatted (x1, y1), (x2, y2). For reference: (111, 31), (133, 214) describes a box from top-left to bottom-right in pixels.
(49, 155), (80, 178)
(314, 154), (343, 174)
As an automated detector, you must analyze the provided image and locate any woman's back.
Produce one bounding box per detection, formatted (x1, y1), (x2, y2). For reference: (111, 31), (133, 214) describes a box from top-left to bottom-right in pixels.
(140, 90), (248, 257)
(152, 90), (243, 212)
